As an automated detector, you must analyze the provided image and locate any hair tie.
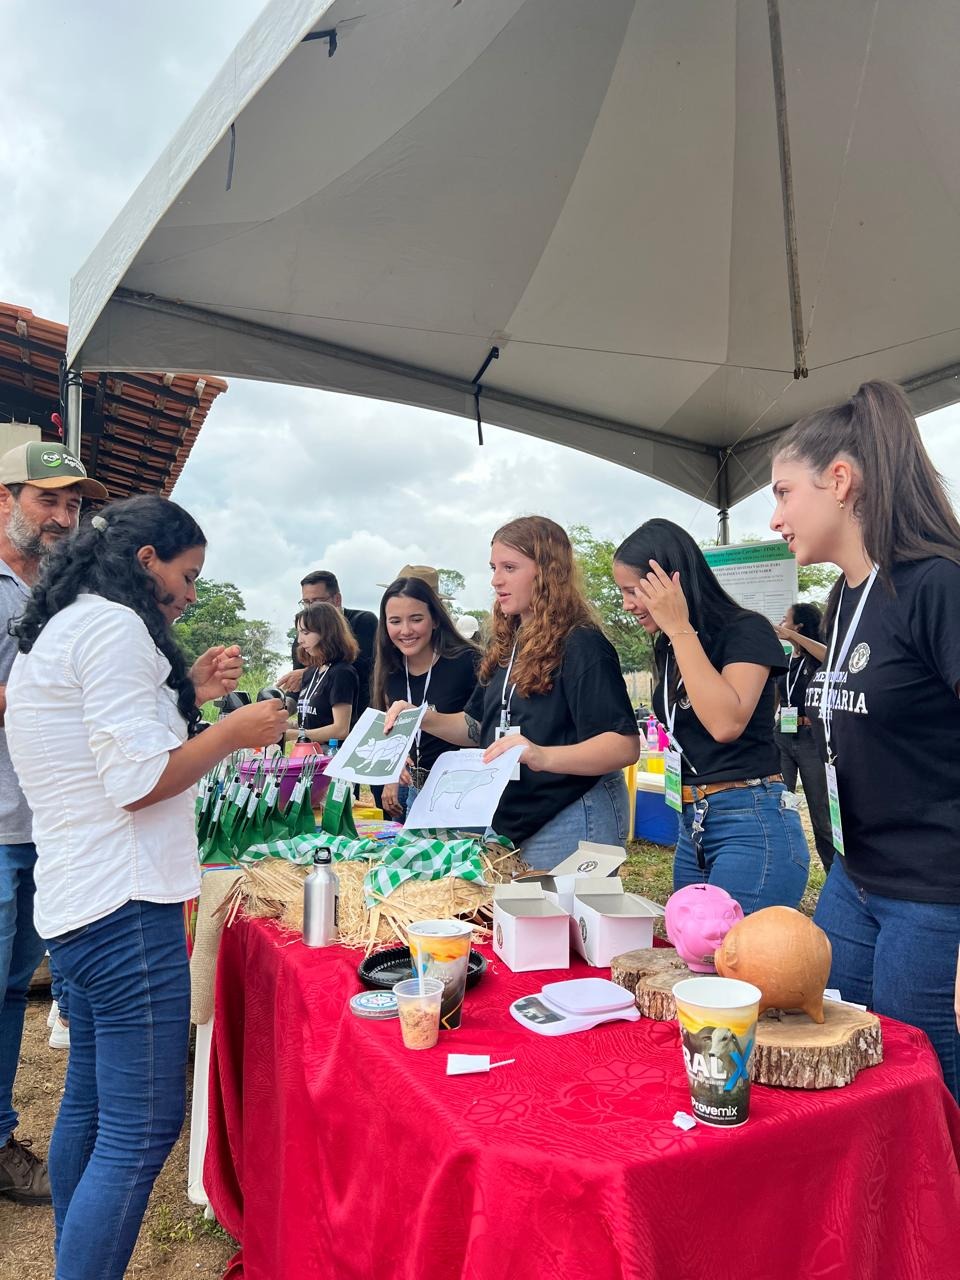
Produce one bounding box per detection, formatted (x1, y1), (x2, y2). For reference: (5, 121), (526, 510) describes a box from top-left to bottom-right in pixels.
(91, 514), (108, 533)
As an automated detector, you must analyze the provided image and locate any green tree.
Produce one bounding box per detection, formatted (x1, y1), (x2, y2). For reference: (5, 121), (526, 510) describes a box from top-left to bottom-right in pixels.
(569, 524), (653, 672)
(437, 568), (465, 603)
(176, 578), (283, 674)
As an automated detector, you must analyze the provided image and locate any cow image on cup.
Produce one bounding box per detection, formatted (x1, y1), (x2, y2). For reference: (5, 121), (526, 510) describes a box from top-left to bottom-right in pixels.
(673, 977), (762, 1128)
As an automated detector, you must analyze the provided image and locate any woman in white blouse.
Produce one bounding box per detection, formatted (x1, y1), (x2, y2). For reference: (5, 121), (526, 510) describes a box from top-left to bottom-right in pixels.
(5, 495), (287, 1280)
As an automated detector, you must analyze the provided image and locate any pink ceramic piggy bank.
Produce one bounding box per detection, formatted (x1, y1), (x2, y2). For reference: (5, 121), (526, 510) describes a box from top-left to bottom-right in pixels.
(664, 884), (744, 973)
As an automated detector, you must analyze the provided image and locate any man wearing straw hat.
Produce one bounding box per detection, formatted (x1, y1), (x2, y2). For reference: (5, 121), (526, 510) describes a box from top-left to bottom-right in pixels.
(0, 440), (106, 1205)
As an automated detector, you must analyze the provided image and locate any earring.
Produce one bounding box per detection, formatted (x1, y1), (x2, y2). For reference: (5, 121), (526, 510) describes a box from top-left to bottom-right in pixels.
(837, 499), (845, 510)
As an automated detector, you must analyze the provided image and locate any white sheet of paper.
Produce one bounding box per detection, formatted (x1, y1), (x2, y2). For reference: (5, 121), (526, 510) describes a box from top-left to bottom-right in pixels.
(403, 747), (523, 831)
(323, 704), (427, 785)
(823, 989), (867, 1012)
(446, 1055), (515, 1075)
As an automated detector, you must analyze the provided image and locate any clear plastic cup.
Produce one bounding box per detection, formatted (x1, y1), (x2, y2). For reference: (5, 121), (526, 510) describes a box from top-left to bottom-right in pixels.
(408, 919), (473, 1030)
(673, 976), (761, 1128)
(393, 977), (444, 1050)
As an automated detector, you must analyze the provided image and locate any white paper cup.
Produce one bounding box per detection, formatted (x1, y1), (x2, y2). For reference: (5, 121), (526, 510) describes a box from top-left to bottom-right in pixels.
(408, 920), (473, 1030)
(673, 977), (762, 1128)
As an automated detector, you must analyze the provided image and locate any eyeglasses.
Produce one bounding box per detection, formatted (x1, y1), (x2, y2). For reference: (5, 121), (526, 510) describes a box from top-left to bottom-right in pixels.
(299, 596), (332, 607)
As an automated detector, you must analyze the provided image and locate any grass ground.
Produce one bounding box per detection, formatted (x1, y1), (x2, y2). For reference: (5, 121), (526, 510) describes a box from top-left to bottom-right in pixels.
(1, 807), (824, 1277)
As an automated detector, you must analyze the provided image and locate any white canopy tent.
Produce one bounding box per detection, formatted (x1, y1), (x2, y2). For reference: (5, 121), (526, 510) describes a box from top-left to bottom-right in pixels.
(68, 0), (960, 523)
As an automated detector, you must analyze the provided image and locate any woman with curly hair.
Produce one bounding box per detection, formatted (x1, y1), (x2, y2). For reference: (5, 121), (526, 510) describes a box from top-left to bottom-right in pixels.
(4, 495), (288, 1279)
(385, 516), (640, 858)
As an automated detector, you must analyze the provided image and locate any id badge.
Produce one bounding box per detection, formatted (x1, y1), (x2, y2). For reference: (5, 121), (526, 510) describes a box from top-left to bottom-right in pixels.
(825, 763), (844, 856)
(780, 706), (798, 734)
(664, 749), (683, 813)
(494, 724), (522, 780)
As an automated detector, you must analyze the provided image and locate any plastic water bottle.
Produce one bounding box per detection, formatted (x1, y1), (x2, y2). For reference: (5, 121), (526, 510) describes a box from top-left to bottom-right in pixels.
(303, 851), (337, 947)
(646, 715), (659, 749)
(327, 739), (339, 758)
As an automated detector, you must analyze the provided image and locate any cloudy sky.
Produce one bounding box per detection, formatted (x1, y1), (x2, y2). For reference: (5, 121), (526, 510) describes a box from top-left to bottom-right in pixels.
(4, 1), (959, 643)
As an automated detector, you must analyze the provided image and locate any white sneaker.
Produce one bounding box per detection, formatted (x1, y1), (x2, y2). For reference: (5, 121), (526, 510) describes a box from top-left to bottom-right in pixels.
(46, 1001), (59, 1030)
(48, 1018), (70, 1050)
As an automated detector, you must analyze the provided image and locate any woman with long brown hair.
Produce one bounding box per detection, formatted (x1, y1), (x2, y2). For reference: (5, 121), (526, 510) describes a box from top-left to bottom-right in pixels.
(287, 601), (359, 746)
(371, 574), (479, 820)
(770, 379), (960, 1101)
(385, 516), (640, 859)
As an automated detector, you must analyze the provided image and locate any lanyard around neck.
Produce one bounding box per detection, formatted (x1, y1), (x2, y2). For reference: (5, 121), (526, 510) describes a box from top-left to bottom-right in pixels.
(499, 641), (519, 727)
(785, 654), (804, 706)
(405, 652), (436, 766)
(820, 567), (878, 760)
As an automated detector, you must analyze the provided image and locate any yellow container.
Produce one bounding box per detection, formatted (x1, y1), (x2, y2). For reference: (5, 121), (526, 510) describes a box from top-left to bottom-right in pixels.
(621, 762), (637, 841)
(642, 753), (665, 775)
(353, 805), (384, 821)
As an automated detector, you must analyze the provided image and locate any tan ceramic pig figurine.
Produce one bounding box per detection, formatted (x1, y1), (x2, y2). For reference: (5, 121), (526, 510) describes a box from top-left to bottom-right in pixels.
(714, 906), (832, 1023)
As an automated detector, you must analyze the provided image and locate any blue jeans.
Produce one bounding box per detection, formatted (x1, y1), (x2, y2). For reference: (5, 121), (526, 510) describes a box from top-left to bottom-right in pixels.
(518, 773), (630, 865)
(0, 842), (45, 1143)
(47, 900), (190, 1279)
(50, 956), (70, 1024)
(673, 781), (809, 914)
(814, 858), (960, 1104)
(397, 783), (420, 823)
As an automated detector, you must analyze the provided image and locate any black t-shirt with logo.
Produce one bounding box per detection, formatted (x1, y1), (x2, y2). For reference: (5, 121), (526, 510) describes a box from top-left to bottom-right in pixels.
(652, 613), (788, 784)
(385, 649), (479, 773)
(464, 626), (638, 848)
(805, 558), (960, 903)
(297, 661), (359, 736)
(776, 654), (820, 718)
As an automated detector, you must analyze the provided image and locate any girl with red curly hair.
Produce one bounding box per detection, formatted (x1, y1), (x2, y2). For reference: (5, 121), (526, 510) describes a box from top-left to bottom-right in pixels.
(386, 516), (640, 859)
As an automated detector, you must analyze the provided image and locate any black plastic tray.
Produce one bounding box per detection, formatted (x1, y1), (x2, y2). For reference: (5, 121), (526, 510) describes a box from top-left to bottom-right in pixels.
(357, 945), (487, 991)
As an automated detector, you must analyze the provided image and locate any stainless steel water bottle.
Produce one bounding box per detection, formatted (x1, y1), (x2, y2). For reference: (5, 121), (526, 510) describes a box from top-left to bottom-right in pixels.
(303, 851), (337, 947)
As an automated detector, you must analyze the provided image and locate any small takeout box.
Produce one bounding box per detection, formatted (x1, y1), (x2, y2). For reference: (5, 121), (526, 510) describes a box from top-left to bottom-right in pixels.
(515, 841), (627, 916)
(493, 883), (570, 973)
(571, 879), (663, 967)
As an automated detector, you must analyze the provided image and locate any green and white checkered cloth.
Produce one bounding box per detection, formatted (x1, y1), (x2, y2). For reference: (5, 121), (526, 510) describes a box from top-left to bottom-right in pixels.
(239, 833), (380, 865)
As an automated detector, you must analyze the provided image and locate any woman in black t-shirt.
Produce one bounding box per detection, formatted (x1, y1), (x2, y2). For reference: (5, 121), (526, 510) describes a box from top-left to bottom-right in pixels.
(774, 602), (834, 873)
(770, 379), (960, 1101)
(371, 575), (479, 820)
(384, 517), (640, 858)
(285, 601), (359, 747)
(613, 519), (808, 914)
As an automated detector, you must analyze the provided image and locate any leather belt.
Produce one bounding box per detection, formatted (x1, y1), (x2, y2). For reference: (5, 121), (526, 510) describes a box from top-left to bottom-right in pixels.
(681, 774), (784, 805)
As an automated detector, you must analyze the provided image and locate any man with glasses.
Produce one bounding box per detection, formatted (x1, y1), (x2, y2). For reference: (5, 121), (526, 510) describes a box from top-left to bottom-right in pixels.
(278, 571), (378, 723)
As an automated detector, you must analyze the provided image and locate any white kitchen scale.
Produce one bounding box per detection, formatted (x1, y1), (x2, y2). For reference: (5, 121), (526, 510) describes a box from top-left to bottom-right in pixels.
(509, 978), (641, 1037)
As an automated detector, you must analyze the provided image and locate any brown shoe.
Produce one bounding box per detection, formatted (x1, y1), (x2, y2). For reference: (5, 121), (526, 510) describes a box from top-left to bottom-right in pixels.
(0, 1136), (52, 1205)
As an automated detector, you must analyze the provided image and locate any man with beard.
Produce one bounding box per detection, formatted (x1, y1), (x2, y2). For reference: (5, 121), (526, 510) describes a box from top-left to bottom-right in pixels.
(0, 440), (106, 1205)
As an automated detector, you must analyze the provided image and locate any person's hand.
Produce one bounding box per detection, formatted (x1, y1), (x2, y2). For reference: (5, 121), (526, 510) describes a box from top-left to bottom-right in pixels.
(191, 645), (243, 705)
(223, 699), (289, 750)
(381, 783), (403, 818)
(634, 560), (692, 639)
(277, 668), (305, 694)
(383, 700), (415, 733)
(775, 623), (798, 643)
(482, 734), (549, 772)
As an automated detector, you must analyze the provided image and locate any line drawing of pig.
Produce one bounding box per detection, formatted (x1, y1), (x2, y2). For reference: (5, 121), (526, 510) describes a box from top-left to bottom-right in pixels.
(429, 769), (498, 810)
(352, 735), (409, 774)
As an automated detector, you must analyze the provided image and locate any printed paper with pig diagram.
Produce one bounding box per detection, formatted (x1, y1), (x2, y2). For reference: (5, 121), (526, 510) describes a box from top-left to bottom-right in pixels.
(403, 747), (524, 831)
(323, 705), (427, 785)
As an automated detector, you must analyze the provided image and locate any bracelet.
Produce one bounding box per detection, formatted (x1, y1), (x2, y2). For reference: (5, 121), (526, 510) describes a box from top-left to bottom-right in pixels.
(669, 628), (698, 639)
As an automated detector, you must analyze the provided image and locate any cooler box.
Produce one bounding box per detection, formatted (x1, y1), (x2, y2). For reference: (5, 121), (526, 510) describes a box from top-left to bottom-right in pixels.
(634, 772), (678, 846)
(238, 754), (332, 808)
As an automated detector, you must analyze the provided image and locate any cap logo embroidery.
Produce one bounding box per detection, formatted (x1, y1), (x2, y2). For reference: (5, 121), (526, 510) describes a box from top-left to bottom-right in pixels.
(40, 451), (64, 467)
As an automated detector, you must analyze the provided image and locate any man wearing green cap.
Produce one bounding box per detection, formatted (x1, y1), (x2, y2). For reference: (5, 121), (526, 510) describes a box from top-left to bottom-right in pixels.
(0, 438), (106, 1205)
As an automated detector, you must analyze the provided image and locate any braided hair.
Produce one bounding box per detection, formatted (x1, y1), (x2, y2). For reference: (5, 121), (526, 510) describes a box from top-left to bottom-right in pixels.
(12, 495), (206, 734)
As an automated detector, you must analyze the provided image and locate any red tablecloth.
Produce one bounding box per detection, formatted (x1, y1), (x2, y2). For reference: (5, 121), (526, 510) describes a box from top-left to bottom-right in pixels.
(205, 917), (960, 1280)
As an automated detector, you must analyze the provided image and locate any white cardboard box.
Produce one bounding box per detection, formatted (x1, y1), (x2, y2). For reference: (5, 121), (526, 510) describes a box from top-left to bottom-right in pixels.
(571, 879), (663, 967)
(517, 841), (627, 916)
(493, 882), (570, 973)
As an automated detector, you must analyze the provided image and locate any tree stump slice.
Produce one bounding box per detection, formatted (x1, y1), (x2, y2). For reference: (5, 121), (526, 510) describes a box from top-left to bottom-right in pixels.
(611, 953), (883, 1088)
(751, 1003), (883, 1089)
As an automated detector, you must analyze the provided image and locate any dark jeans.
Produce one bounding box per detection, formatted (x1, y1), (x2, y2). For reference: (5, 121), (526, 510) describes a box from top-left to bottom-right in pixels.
(47, 900), (190, 1279)
(814, 858), (960, 1103)
(50, 957), (70, 1024)
(778, 726), (834, 873)
(674, 780), (809, 914)
(0, 841), (45, 1143)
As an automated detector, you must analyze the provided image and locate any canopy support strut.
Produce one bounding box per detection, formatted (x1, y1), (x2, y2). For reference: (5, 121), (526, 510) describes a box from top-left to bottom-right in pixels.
(716, 450), (731, 545)
(63, 366), (83, 457)
(767, 0), (807, 380)
(471, 346), (499, 447)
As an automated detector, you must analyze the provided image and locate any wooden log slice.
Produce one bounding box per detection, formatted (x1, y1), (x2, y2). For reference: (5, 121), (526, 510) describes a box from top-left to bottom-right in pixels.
(613, 956), (883, 1089)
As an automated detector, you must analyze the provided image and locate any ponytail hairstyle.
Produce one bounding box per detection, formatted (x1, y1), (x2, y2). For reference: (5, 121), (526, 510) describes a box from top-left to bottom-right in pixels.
(480, 515), (599, 697)
(775, 380), (960, 627)
(789, 602), (822, 641)
(13, 495), (206, 734)
(371, 576), (479, 711)
(614, 518), (757, 687)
